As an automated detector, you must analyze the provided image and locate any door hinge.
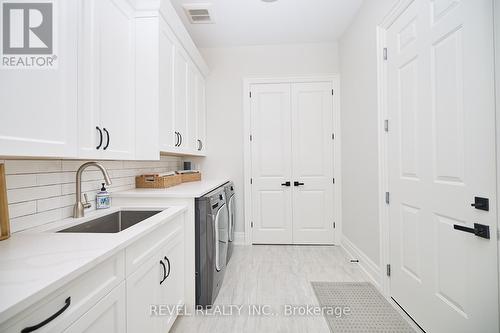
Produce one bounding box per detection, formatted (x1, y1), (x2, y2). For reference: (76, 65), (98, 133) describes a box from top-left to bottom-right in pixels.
(331, 89), (334, 96)
(249, 91), (252, 98)
(251, 221), (254, 228)
(250, 134), (253, 141)
(386, 264), (391, 277)
(385, 192), (390, 204)
(333, 222), (336, 229)
(333, 178), (335, 184)
(383, 47), (388, 61)
(250, 178), (253, 185)
(384, 119), (389, 132)
(332, 133), (335, 140)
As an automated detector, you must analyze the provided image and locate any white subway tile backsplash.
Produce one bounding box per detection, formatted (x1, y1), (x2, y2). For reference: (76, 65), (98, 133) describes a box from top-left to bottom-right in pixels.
(9, 201), (37, 218)
(7, 185), (62, 204)
(6, 174), (37, 189)
(5, 160), (62, 174)
(3, 156), (182, 232)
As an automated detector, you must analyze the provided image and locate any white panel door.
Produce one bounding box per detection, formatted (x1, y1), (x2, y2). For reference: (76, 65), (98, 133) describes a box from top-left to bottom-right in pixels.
(65, 283), (126, 333)
(0, 0), (78, 158)
(251, 84), (293, 244)
(291, 82), (334, 244)
(78, 0), (135, 160)
(387, 1), (498, 332)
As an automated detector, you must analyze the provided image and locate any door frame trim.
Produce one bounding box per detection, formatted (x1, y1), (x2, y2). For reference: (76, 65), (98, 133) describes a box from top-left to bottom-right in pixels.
(242, 75), (342, 245)
(376, 0), (417, 298)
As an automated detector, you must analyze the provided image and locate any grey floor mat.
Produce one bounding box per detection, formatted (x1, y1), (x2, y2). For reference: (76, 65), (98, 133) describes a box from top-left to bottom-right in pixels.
(311, 282), (416, 333)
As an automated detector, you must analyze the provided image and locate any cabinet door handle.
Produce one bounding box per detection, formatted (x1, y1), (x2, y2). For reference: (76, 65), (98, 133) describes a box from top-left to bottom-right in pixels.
(197, 139), (203, 151)
(21, 297), (71, 333)
(174, 132), (179, 147)
(103, 128), (110, 150)
(164, 256), (171, 278)
(160, 259), (167, 285)
(96, 127), (103, 150)
(178, 133), (183, 147)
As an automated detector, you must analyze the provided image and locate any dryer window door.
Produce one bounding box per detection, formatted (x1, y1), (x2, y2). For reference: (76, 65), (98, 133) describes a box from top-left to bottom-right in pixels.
(214, 204), (228, 271)
(228, 194), (236, 242)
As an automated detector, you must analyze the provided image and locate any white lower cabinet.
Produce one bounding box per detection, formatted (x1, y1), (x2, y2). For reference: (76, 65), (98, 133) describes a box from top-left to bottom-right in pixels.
(127, 226), (185, 333)
(1, 213), (186, 333)
(64, 282), (126, 333)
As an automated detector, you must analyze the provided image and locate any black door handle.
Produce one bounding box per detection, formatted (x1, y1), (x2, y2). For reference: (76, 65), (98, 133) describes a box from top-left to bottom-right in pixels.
(96, 126), (103, 150)
(103, 128), (110, 150)
(281, 181), (291, 187)
(178, 133), (183, 147)
(453, 223), (490, 239)
(471, 197), (489, 211)
(294, 181), (305, 187)
(164, 256), (171, 278)
(21, 297), (71, 332)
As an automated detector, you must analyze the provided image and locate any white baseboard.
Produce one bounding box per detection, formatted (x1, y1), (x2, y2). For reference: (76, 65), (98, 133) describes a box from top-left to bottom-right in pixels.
(233, 232), (246, 245)
(341, 235), (381, 289)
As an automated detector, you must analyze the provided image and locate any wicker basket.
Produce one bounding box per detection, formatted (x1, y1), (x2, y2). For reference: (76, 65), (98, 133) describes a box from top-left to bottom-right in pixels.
(135, 174), (182, 189)
(180, 172), (201, 183)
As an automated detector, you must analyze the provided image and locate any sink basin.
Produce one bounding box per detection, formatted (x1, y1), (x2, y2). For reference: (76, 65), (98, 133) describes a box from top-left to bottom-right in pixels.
(58, 210), (162, 233)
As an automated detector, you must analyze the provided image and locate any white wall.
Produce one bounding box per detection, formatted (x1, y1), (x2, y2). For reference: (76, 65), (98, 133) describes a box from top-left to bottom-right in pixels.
(2, 156), (181, 232)
(193, 42), (340, 232)
(338, 0), (397, 266)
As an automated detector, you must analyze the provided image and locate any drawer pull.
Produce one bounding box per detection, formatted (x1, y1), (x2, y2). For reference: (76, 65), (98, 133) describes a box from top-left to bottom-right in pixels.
(21, 297), (71, 333)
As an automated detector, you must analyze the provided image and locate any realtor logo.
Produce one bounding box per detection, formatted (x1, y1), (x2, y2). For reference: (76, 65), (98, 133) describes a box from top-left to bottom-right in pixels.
(1, 1), (57, 69)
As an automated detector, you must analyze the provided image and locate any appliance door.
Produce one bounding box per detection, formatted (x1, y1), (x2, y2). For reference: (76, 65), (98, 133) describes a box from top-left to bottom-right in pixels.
(214, 203), (229, 271)
(228, 194), (236, 242)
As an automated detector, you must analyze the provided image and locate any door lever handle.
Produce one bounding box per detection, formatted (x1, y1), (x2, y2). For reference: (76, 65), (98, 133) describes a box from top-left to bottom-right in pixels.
(453, 223), (490, 239)
(281, 182), (291, 187)
(294, 181), (305, 187)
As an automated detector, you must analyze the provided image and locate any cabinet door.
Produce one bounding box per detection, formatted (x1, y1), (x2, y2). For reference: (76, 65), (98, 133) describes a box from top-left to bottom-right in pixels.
(196, 73), (207, 153)
(64, 283), (126, 333)
(159, 18), (176, 151)
(0, 0), (77, 158)
(158, 230), (185, 332)
(78, 0), (135, 160)
(186, 64), (198, 152)
(173, 47), (188, 150)
(127, 254), (163, 333)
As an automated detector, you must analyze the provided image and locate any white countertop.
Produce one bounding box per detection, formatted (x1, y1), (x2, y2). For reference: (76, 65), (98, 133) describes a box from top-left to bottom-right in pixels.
(0, 205), (187, 324)
(112, 179), (229, 198)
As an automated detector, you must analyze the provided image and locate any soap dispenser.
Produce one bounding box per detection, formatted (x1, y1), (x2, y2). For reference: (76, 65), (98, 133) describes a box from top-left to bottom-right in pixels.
(96, 183), (111, 209)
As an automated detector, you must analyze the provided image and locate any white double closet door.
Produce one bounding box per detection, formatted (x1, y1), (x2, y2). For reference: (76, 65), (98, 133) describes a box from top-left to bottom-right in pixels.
(250, 82), (335, 245)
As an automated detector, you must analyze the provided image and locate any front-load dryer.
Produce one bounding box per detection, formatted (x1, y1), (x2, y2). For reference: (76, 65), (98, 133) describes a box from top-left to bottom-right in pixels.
(195, 186), (229, 307)
(223, 182), (236, 264)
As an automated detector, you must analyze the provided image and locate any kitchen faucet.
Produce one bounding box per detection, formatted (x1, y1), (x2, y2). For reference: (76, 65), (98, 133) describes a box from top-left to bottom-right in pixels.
(73, 162), (112, 218)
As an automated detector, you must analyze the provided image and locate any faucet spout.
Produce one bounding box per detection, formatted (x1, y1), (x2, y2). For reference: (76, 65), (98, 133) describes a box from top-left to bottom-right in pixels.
(73, 162), (112, 218)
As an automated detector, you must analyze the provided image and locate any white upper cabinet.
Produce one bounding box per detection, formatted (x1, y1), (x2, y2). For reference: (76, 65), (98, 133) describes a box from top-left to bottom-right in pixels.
(158, 17), (208, 157)
(78, 0), (136, 160)
(0, 0), (78, 158)
(159, 17), (176, 152)
(195, 73), (207, 153)
(0, 0), (207, 160)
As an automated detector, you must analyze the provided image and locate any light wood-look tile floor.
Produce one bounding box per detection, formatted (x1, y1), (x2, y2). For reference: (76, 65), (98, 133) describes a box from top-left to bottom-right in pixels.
(171, 245), (366, 333)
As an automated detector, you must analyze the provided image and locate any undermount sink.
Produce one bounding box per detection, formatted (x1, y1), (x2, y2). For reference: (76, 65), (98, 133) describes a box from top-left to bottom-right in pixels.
(58, 210), (162, 233)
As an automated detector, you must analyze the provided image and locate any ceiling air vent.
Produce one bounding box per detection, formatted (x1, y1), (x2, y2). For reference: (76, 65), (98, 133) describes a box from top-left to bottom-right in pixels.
(183, 3), (215, 24)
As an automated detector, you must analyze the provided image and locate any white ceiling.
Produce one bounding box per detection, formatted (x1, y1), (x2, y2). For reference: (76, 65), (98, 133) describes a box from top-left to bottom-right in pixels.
(170, 0), (363, 48)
